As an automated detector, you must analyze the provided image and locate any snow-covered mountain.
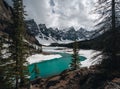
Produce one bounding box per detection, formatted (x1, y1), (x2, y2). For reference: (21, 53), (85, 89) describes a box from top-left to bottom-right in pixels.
(25, 19), (98, 45)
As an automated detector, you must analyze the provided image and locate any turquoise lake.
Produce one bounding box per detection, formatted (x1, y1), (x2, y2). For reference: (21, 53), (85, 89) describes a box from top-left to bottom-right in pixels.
(28, 53), (86, 80)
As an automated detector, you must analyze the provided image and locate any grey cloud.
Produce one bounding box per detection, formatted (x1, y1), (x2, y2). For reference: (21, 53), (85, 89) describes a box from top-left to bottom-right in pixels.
(5, 0), (97, 30)
(49, 0), (55, 6)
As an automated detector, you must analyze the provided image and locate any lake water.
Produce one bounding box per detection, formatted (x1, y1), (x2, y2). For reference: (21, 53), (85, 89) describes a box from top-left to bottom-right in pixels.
(28, 53), (86, 80)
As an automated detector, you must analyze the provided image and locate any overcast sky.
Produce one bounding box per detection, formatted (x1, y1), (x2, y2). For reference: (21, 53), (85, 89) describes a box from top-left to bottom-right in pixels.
(6, 0), (98, 30)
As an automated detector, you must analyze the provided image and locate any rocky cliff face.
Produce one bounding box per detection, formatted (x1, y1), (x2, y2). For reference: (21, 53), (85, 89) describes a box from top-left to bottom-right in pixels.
(0, 0), (12, 31)
(0, 0), (40, 48)
(0, 0), (12, 20)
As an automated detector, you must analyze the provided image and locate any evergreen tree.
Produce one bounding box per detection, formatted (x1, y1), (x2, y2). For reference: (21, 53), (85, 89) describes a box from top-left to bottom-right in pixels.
(32, 63), (40, 79)
(0, 36), (3, 63)
(12, 0), (29, 88)
(70, 40), (81, 70)
(0, 36), (14, 89)
(95, 0), (120, 70)
(0, 36), (6, 89)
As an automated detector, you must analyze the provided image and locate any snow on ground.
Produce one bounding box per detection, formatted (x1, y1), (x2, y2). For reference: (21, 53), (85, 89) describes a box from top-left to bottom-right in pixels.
(27, 46), (102, 67)
(79, 50), (102, 68)
(43, 46), (102, 68)
(43, 46), (73, 53)
(57, 40), (73, 44)
(27, 54), (62, 64)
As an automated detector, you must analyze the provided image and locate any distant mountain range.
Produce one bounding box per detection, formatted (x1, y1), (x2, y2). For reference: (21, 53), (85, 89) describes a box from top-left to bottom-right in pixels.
(25, 19), (100, 45)
(1, 0), (100, 46)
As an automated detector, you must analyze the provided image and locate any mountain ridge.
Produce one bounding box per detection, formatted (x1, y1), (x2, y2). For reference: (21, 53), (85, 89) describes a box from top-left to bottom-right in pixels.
(25, 19), (99, 46)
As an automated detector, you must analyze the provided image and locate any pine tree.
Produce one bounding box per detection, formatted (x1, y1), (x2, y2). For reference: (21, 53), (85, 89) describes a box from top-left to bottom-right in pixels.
(12, 0), (29, 88)
(0, 36), (3, 63)
(94, 0), (120, 70)
(0, 36), (6, 89)
(32, 63), (40, 79)
(0, 36), (14, 89)
(70, 40), (81, 70)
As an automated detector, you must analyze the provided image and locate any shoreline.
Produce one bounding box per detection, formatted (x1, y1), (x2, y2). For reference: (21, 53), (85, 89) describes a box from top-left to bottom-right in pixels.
(27, 53), (62, 64)
(27, 47), (101, 67)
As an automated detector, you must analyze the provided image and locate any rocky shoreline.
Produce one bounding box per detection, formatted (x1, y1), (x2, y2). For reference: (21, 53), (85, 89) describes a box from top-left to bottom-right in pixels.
(30, 65), (120, 89)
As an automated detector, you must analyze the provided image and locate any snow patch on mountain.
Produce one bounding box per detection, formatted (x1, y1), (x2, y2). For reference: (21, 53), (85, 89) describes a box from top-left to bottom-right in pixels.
(36, 34), (55, 46)
(25, 19), (99, 45)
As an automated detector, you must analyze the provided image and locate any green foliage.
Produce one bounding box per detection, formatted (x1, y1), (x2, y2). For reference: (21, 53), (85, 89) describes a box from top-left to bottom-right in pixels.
(70, 40), (81, 70)
(0, 0), (30, 88)
(0, 37), (2, 59)
(10, 0), (30, 88)
(0, 36), (14, 89)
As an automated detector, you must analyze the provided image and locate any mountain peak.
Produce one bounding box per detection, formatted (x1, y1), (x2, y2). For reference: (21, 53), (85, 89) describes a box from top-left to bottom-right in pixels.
(25, 19), (99, 45)
(39, 24), (47, 29)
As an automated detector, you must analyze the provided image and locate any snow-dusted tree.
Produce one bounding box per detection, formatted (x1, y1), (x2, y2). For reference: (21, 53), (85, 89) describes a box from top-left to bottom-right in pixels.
(0, 36), (14, 89)
(70, 40), (81, 70)
(12, 0), (29, 88)
(0, 36), (6, 89)
(0, 36), (2, 63)
(95, 0), (120, 70)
